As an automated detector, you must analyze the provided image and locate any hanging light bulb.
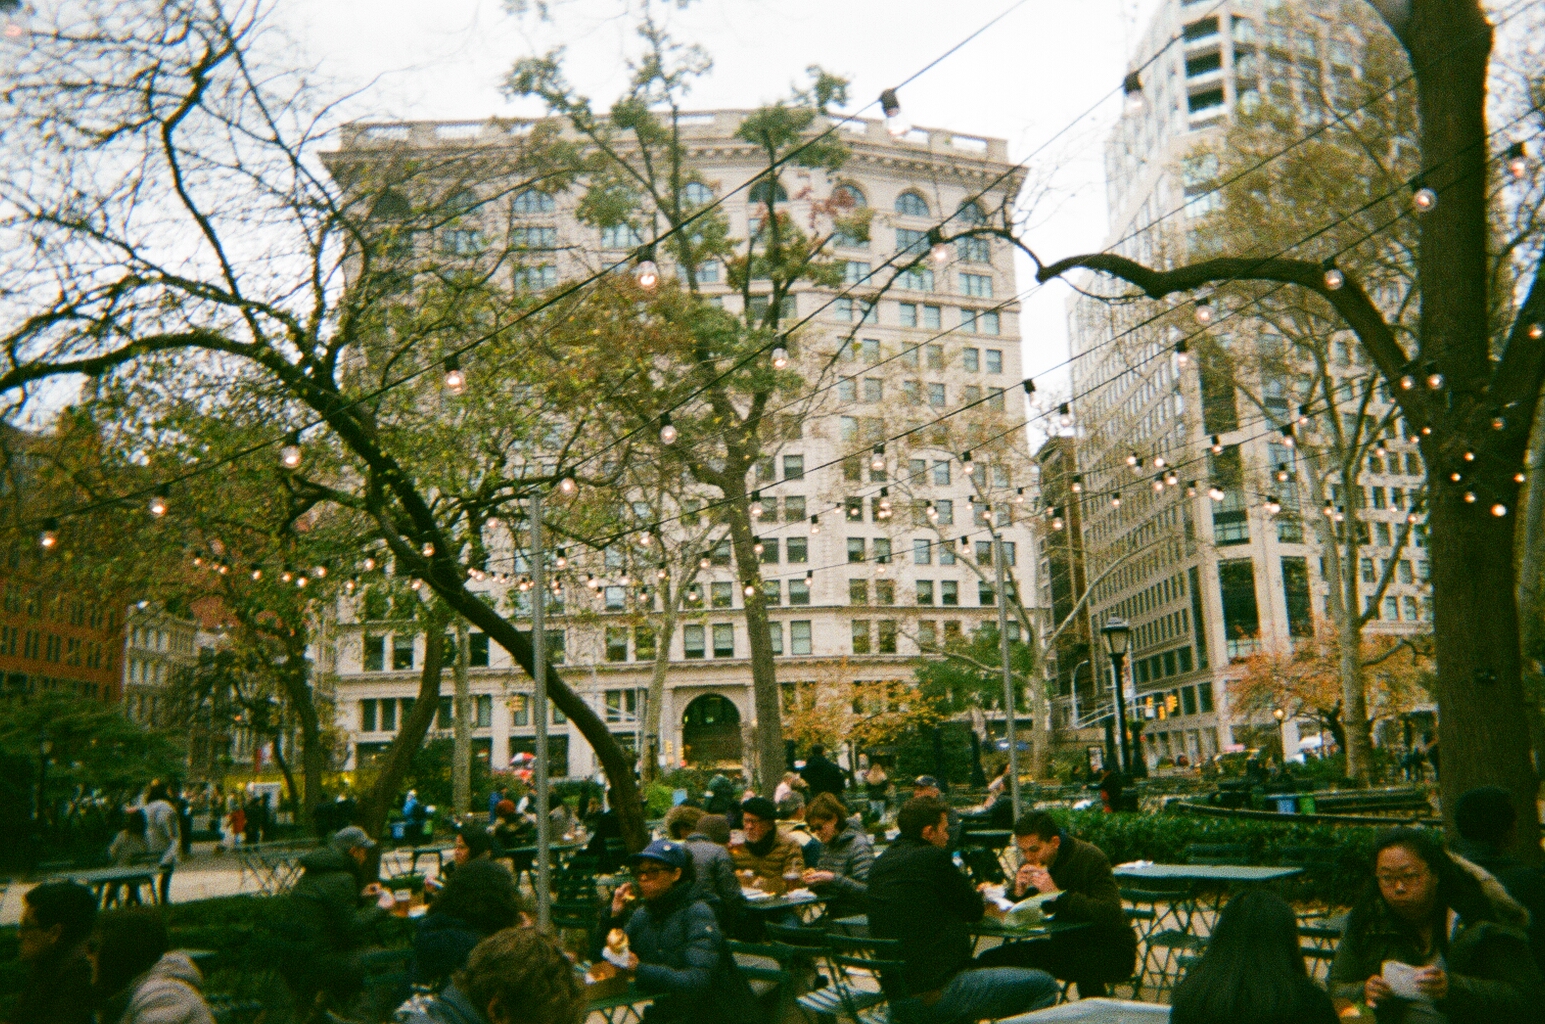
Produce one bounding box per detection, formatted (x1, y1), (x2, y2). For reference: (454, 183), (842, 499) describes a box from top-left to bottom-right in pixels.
(1297, 404), (1311, 427)
(1492, 502), (1508, 517)
(879, 87), (910, 137)
(409, 577), (423, 591)
(345, 579), (356, 594)
(634, 245), (659, 290)
(280, 569), (293, 582)
(363, 556), (377, 571)
(279, 431), (302, 469)
(1208, 484), (1226, 502)
(1399, 372), (1417, 390)
(1505, 142), (1527, 180)
(1185, 481), (1198, 498)
(36, 516), (60, 546)
(1463, 451), (1475, 462)
(1070, 474), (1084, 494)
(1492, 415), (1507, 431)
(556, 548), (569, 568)
(744, 583), (757, 597)
(961, 450), (975, 474)
(1110, 492), (1122, 509)
(771, 346), (790, 369)
(1332, 507), (1346, 523)
(314, 566), (328, 578)
(1165, 469), (1179, 487)
(1529, 324), (1543, 340)
(810, 515), (821, 533)
(1374, 442), (1387, 458)
(657, 568), (668, 580)
(149, 486), (169, 517)
(1411, 180), (1437, 212)
(1264, 495), (1282, 516)
(1514, 471), (1527, 484)
(928, 227), (951, 265)
(878, 488), (893, 518)
(1276, 464), (1291, 483)
(1407, 511), (1421, 524)
(926, 501), (939, 520)
(750, 491), (763, 520)
(659, 413), (678, 445)
(1281, 425), (1296, 447)
(1449, 471), (1463, 482)
(1322, 261), (1345, 290)
(1153, 455), (1167, 469)
(443, 355), (466, 395)
(1464, 491), (1478, 504)
(1152, 476), (1165, 493)
(871, 445), (886, 472)
(1014, 487), (1026, 504)
(1023, 378), (1037, 397)
(295, 574), (309, 589)
(1194, 298), (1213, 325)
(422, 542), (436, 557)
(558, 475), (577, 495)
(1424, 363), (1444, 389)
(699, 554), (711, 570)
(1175, 338), (1190, 367)
(752, 542), (764, 556)
(1122, 71), (1144, 114)
(1051, 514), (1065, 531)
(1210, 435), (1224, 455)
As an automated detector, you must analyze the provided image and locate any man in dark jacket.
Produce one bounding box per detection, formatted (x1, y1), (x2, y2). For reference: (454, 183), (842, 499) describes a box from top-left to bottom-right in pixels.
(269, 825), (393, 1013)
(912, 776), (962, 850)
(8, 881), (98, 1024)
(680, 813), (747, 935)
(974, 810), (1139, 996)
(1451, 786), (1545, 967)
(799, 744), (846, 799)
(868, 798), (1057, 1023)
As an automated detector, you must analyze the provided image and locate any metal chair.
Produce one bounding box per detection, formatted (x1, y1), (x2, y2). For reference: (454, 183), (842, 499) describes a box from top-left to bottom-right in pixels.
(1121, 884), (1199, 1001)
(823, 934), (906, 1024)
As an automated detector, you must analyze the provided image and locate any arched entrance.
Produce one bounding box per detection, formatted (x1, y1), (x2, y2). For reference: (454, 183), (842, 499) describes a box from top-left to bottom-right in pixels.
(681, 693), (742, 766)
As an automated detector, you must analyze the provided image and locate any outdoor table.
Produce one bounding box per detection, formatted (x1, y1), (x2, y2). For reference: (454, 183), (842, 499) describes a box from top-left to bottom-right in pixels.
(404, 842), (455, 877)
(970, 917), (1093, 945)
(48, 866), (159, 907)
(999, 997), (1171, 1022)
(584, 975), (653, 1024)
(741, 890), (827, 916)
(960, 828), (1013, 848)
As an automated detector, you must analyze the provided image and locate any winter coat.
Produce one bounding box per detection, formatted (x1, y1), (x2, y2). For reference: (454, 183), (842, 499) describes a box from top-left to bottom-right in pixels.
(100, 952), (215, 1024)
(809, 825), (874, 920)
(9, 939), (95, 1024)
(1452, 838), (1545, 969)
(730, 834), (803, 892)
(684, 833), (746, 926)
(799, 754), (846, 798)
(1329, 856), (1544, 1024)
(1006, 831), (1138, 985)
(266, 846), (387, 998)
(867, 835), (985, 996)
(777, 821), (824, 868)
(391, 983), (488, 1024)
(599, 883), (758, 1024)
(409, 913), (484, 990)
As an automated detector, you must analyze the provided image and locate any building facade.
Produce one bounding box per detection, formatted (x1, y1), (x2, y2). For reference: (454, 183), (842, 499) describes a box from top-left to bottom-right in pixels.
(1051, 0), (1432, 765)
(321, 110), (1036, 781)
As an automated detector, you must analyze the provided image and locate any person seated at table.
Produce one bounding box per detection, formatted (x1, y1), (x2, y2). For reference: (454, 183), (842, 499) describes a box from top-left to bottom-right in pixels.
(772, 771), (805, 806)
(973, 810), (1137, 997)
(801, 793), (873, 921)
(1451, 786), (1545, 967)
(776, 791), (824, 868)
(91, 907), (216, 1024)
(728, 796), (803, 893)
(664, 804), (704, 841)
(7, 881), (98, 1024)
(1171, 890), (1336, 1024)
(582, 789), (627, 872)
(411, 859), (531, 991)
(868, 797), (1057, 1023)
(105, 809), (151, 907)
(396, 927), (585, 1024)
(910, 776), (961, 850)
(703, 774), (739, 821)
(1329, 827), (1542, 1023)
(439, 827), (497, 881)
(592, 839), (758, 1023)
(679, 813), (746, 934)
(489, 799), (536, 885)
(267, 825), (395, 1015)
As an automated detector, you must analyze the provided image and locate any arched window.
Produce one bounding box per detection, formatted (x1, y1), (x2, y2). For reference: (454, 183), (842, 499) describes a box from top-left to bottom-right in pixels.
(831, 183), (867, 209)
(894, 191), (929, 217)
(955, 201), (986, 226)
(831, 183), (868, 249)
(684, 182), (714, 206)
(511, 189), (556, 214)
(370, 191), (411, 220)
(749, 177), (789, 205)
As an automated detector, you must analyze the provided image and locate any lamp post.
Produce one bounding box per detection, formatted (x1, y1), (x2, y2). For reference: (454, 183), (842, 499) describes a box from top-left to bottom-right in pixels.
(1272, 707), (1287, 761)
(529, 490), (553, 932)
(36, 730), (53, 824)
(1100, 618), (1132, 774)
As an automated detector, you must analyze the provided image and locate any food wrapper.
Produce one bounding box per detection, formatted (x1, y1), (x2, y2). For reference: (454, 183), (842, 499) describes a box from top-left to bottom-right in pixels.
(601, 928), (631, 969)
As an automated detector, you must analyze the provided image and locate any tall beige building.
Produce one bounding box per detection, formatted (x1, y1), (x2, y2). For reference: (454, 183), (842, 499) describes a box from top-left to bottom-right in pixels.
(321, 111), (1035, 781)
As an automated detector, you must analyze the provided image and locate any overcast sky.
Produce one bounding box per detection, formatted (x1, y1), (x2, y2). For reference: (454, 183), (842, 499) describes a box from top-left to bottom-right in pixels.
(275, 0), (1164, 394)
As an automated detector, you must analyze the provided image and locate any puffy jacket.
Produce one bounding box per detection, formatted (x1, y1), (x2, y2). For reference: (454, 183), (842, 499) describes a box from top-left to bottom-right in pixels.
(684, 833), (746, 926)
(391, 984), (488, 1024)
(409, 913), (484, 990)
(599, 883), (758, 1024)
(101, 952), (215, 1024)
(1329, 858), (1543, 1024)
(266, 846), (387, 998)
(867, 836), (984, 995)
(730, 834), (803, 891)
(809, 825), (874, 920)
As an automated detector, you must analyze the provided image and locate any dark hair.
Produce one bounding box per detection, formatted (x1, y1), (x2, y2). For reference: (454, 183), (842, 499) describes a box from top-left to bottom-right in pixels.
(1170, 891), (1308, 1024)
(805, 792), (848, 827)
(458, 827), (497, 860)
(24, 882), (98, 948)
(897, 797), (950, 841)
(145, 781), (170, 803)
(1012, 810), (1060, 841)
(123, 809), (148, 838)
(456, 927), (585, 1024)
(809, 744), (826, 758)
(1348, 828), (1492, 938)
(431, 860), (529, 935)
(1454, 786), (1516, 848)
(92, 908), (169, 999)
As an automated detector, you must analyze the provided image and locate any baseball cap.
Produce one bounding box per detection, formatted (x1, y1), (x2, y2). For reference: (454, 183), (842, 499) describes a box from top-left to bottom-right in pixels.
(913, 775), (941, 789)
(331, 825), (376, 852)
(741, 796), (778, 821)
(628, 839), (688, 870)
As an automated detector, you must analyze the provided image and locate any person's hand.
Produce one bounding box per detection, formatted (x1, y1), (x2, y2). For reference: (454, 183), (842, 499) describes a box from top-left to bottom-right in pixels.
(375, 889), (397, 911)
(610, 882), (634, 916)
(1415, 966), (1448, 1001)
(1365, 975), (1394, 1005)
(590, 961), (619, 981)
(803, 869), (836, 886)
(1022, 866), (1059, 896)
(361, 882), (384, 898)
(622, 951), (639, 971)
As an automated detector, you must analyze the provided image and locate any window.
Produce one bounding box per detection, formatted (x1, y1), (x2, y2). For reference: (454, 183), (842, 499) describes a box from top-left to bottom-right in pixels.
(683, 625), (706, 659)
(963, 384), (982, 405)
(928, 383), (946, 408)
(546, 630), (565, 664)
(713, 624), (735, 658)
(361, 700), (378, 732)
(935, 498), (954, 525)
(846, 496), (865, 521)
(381, 699), (398, 732)
(392, 635), (415, 671)
(763, 580), (781, 605)
(878, 620), (898, 653)
(975, 541), (993, 565)
(605, 689), (639, 724)
(863, 378), (884, 402)
(986, 350), (1002, 373)
(512, 190), (555, 214)
(988, 387), (1005, 411)
(605, 586), (626, 610)
(513, 225), (558, 249)
(469, 633), (489, 667)
(926, 344), (945, 369)
(914, 539), (932, 564)
(895, 191), (929, 217)
(903, 380), (920, 403)
(636, 626), (657, 660)
(783, 454), (805, 480)
(917, 580), (935, 605)
(749, 177), (789, 205)
(363, 635), (385, 672)
(941, 580), (959, 606)
(1403, 596), (1419, 621)
(874, 539), (892, 564)
(876, 580), (895, 605)
(790, 620), (813, 655)
(605, 628), (629, 662)
(514, 265), (558, 290)
(600, 223), (644, 248)
(838, 377), (857, 403)
(979, 581), (997, 606)
(963, 348), (980, 372)
(836, 298), (878, 323)
(849, 580), (869, 605)
(768, 622), (784, 655)
(848, 538), (866, 563)
(921, 305), (942, 329)
(956, 236), (991, 263)
(898, 266), (934, 291)
(845, 260), (872, 285)
(851, 620), (872, 654)
(759, 539), (780, 564)
(787, 537), (808, 563)
(860, 338), (880, 362)
(1384, 596), (1400, 621)
(711, 582), (734, 608)
(960, 273), (993, 298)
(785, 496), (807, 522)
(789, 580), (811, 606)
(711, 540), (732, 566)
(696, 261), (721, 284)
(832, 183), (868, 247)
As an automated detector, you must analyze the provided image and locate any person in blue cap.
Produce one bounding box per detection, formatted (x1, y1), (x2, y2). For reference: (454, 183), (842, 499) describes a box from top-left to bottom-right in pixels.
(590, 839), (758, 1023)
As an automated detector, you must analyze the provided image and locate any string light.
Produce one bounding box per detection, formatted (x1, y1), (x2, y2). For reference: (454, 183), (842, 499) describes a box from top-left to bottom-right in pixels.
(1492, 415), (1507, 431)
(1153, 455), (1167, 470)
(1322, 260), (1344, 290)
(1373, 442), (1387, 458)
(1450, 471), (1463, 482)
(772, 346), (790, 369)
(556, 548), (568, 568)
(1185, 481), (1198, 498)
(1464, 491), (1478, 503)
(558, 476), (577, 495)
(422, 542), (436, 557)
(1051, 513), (1065, 531)
(879, 87), (910, 137)
(279, 432), (302, 469)
(744, 583), (757, 597)
(752, 542), (764, 556)
(281, 569), (293, 582)
(871, 445), (886, 472)
(410, 578), (423, 590)
(1164, 469), (1179, 487)
(1014, 487), (1026, 504)
(1323, 502), (1336, 519)
(1058, 403), (1073, 427)
(149, 486), (169, 517)
(1122, 71), (1144, 114)
(1152, 476), (1165, 493)
(1425, 363), (1444, 390)
(699, 553), (712, 569)
(295, 574), (309, 589)
(1175, 338), (1189, 366)
(634, 245), (659, 290)
(1407, 511), (1420, 524)
(1070, 475), (1083, 493)
(1264, 496), (1282, 515)
(443, 355), (466, 395)
(1276, 464), (1292, 483)
(1505, 142), (1528, 180)
(1492, 502), (1508, 517)
(1110, 492), (1122, 509)
(217, 564), (229, 575)
(1333, 507), (1346, 523)
(1411, 177), (1437, 211)
(1463, 451), (1475, 462)
(961, 451), (974, 474)
(1194, 298), (1214, 325)
(38, 518), (59, 549)
(659, 413), (678, 445)
(363, 556), (377, 571)
(810, 515), (821, 533)
(928, 227), (951, 265)
(1023, 378), (1036, 396)
(1209, 436), (1224, 455)
(1514, 472), (1527, 484)
(1281, 425), (1296, 447)
(1297, 404), (1311, 427)
(1530, 324), (1543, 340)
(1399, 371), (1417, 390)
(1207, 484), (1226, 502)
(750, 491), (763, 519)
(878, 488), (892, 519)
(314, 566), (327, 578)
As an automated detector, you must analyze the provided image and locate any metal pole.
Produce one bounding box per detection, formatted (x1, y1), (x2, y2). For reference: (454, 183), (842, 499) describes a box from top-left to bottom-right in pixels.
(530, 492), (552, 931)
(1112, 652), (1132, 774)
(993, 530), (1020, 819)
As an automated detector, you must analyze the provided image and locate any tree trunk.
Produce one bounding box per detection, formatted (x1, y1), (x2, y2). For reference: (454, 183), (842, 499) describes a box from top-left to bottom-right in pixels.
(452, 617), (471, 816)
(359, 605), (450, 839)
(277, 658), (328, 834)
(1514, 400), (1545, 776)
(723, 488), (787, 798)
(640, 606), (679, 786)
(272, 731), (300, 815)
(1337, 605), (1374, 786)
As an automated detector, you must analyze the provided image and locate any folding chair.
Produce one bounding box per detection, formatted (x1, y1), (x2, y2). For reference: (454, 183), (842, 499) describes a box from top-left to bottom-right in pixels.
(823, 934), (906, 1024)
(1121, 884), (1199, 1001)
(730, 939), (800, 1019)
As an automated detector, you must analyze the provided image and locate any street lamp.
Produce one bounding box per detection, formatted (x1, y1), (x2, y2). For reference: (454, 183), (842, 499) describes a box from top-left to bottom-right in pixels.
(1100, 618), (1133, 774)
(1273, 707), (1287, 761)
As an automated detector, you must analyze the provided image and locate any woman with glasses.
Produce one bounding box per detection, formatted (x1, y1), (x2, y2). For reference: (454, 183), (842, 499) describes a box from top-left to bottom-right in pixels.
(590, 839), (757, 1023)
(1329, 828), (1541, 1022)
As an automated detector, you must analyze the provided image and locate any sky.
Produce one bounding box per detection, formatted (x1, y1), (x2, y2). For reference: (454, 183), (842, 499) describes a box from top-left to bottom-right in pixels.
(274, 0), (1164, 396)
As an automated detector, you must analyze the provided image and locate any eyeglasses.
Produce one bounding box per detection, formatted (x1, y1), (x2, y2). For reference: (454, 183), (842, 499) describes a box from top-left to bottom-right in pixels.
(1376, 870), (1428, 889)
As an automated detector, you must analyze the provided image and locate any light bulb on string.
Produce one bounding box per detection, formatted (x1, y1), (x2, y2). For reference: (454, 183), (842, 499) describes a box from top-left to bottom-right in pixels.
(634, 245), (659, 290)
(556, 548), (569, 569)
(1051, 514), (1065, 531)
(1514, 472), (1527, 484)
(281, 570), (293, 583)
(1529, 324), (1543, 340)
(1276, 464), (1291, 483)
(410, 578), (423, 591)
(1492, 502), (1508, 517)
(744, 583), (757, 597)
(443, 355), (466, 395)
(1070, 474), (1084, 493)
(771, 346), (790, 369)
(1185, 481), (1198, 498)
(1412, 185), (1437, 212)
(750, 492), (763, 520)
(659, 413), (678, 445)
(810, 515), (821, 534)
(1492, 415), (1507, 431)
(879, 87), (910, 137)
(295, 575), (308, 589)
(1373, 442), (1387, 458)
(657, 568), (668, 580)
(1399, 372), (1417, 391)
(1194, 298), (1213, 325)
(1014, 487), (1026, 504)
(216, 564), (229, 575)
(1110, 492), (1122, 509)
(1208, 485), (1225, 502)
(1281, 425), (1296, 447)
(1297, 405), (1311, 427)
(618, 574), (631, 587)
(1464, 491), (1478, 504)
(1153, 455), (1167, 470)
(878, 488), (893, 519)
(699, 554), (711, 570)
(871, 445), (886, 472)
(928, 228), (951, 265)
(1322, 260), (1344, 290)
(1333, 507), (1346, 523)
(1264, 496), (1282, 515)
(926, 502), (939, 521)
(1505, 142), (1528, 180)
(313, 566), (327, 579)
(279, 432), (302, 470)
(1122, 71), (1144, 114)
(149, 486), (169, 517)
(961, 450), (974, 474)
(557, 476), (577, 495)
(1165, 469), (1179, 487)
(1463, 451), (1475, 462)
(1175, 338), (1190, 367)
(422, 542), (436, 557)
(1209, 436), (1224, 455)
(752, 542), (764, 556)
(1152, 476), (1165, 493)
(363, 556), (377, 571)
(1425, 363), (1444, 390)
(1450, 471), (1463, 482)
